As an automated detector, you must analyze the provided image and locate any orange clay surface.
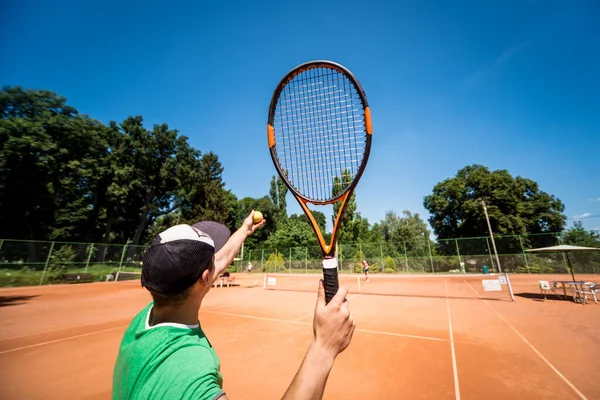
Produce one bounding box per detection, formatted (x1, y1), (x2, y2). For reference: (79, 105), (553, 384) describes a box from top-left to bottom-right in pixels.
(0, 273), (599, 399)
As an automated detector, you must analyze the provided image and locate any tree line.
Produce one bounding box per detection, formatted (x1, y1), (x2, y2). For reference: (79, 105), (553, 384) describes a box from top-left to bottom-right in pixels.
(2, 86), (596, 259)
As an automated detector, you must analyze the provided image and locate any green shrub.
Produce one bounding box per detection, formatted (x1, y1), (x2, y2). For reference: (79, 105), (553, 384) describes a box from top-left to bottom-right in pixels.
(383, 256), (397, 272)
(49, 246), (77, 272)
(384, 268), (395, 273)
(264, 252), (285, 273)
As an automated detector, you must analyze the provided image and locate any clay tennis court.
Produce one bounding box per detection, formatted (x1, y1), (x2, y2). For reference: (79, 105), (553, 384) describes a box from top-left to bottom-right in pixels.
(0, 273), (598, 399)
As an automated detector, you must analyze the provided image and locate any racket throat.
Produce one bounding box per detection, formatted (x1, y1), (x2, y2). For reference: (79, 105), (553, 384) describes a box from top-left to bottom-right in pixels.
(295, 196), (348, 258)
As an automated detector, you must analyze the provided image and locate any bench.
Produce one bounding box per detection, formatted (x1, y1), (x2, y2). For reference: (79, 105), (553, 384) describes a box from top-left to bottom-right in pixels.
(215, 273), (236, 288)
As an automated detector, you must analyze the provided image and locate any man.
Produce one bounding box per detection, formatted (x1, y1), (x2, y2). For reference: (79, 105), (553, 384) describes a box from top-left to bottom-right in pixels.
(362, 260), (370, 282)
(113, 211), (355, 400)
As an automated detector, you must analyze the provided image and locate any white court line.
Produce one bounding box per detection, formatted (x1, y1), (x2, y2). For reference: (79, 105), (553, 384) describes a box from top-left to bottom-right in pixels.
(0, 319), (128, 342)
(0, 325), (126, 355)
(294, 313), (314, 321)
(202, 309), (446, 342)
(464, 281), (588, 400)
(444, 281), (461, 400)
(355, 328), (446, 342)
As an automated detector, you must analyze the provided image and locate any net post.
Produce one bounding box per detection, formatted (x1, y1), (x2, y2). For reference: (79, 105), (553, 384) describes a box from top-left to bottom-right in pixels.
(504, 272), (515, 301)
(357, 275), (361, 293)
(85, 243), (94, 272)
(263, 273), (266, 289)
(485, 237), (496, 273)
(39, 241), (55, 285)
(118, 244), (128, 271)
(518, 236), (531, 273)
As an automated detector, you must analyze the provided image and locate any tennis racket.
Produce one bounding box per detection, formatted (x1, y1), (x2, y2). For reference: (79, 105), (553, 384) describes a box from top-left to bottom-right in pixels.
(267, 60), (372, 303)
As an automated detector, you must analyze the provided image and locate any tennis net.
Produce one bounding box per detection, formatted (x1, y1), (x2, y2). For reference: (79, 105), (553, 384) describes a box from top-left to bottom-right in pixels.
(263, 273), (514, 301)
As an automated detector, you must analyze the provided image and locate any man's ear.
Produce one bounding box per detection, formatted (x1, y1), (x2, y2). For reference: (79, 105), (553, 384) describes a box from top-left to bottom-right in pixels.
(201, 269), (211, 286)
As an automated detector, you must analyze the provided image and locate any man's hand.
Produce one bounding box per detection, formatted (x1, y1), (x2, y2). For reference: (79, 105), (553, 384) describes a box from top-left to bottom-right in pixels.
(312, 280), (355, 360)
(213, 210), (265, 276)
(241, 210), (266, 237)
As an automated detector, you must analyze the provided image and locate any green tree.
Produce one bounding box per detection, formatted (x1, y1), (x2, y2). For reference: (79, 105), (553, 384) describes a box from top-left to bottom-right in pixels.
(181, 152), (232, 225)
(269, 175), (288, 225)
(561, 221), (600, 247)
(264, 214), (321, 251)
(423, 164), (566, 240)
(332, 169), (357, 242)
(232, 196), (279, 248)
(292, 211), (327, 233)
(105, 117), (187, 245)
(378, 210), (432, 256)
(0, 87), (111, 244)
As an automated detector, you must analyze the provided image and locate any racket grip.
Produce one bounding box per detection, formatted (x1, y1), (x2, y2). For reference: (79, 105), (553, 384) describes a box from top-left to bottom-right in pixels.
(322, 258), (339, 304)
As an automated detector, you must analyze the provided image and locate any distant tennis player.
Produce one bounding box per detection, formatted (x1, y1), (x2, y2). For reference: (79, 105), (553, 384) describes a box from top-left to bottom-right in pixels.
(112, 211), (355, 400)
(362, 260), (370, 282)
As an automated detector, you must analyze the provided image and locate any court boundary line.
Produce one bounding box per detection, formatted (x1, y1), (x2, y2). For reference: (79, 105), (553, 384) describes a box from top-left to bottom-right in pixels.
(463, 280), (588, 400)
(0, 325), (126, 355)
(202, 310), (446, 342)
(0, 319), (131, 342)
(445, 281), (461, 400)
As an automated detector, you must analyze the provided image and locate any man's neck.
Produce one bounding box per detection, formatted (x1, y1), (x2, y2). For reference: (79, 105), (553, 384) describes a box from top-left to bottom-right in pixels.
(150, 303), (200, 326)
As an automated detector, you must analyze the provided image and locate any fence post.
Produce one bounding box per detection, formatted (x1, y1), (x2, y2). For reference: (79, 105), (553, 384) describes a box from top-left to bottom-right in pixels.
(455, 239), (464, 273)
(305, 247), (308, 273)
(518, 236), (531, 273)
(118, 244), (128, 271)
(85, 244), (94, 272)
(403, 242), (409, 272)
(289, 248), (292, 272)
(339, 243), (343, 272)
(39, 241), (55, 285)
(379, 242), (384, 272)
(261, 249), (264, 272)
(485, 237), (496, 272)
(0, 239), (4, 254)
(426, 237), (434, 273)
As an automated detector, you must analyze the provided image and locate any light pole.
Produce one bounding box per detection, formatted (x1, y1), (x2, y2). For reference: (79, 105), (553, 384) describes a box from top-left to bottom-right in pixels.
(477, 198), (515, 301)
(478, 198), (503, 273)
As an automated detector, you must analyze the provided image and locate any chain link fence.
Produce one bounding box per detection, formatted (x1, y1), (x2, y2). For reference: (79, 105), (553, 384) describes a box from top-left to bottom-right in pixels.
(0, 239), (144, 286)
(1, 231), (598, 286)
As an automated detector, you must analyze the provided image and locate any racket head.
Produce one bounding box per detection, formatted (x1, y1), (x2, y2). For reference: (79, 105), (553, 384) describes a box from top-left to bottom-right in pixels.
(267, 60), (372, 206)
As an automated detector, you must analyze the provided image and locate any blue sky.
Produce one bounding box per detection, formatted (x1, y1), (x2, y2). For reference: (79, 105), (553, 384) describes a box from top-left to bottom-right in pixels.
(2, 0), (599, 232)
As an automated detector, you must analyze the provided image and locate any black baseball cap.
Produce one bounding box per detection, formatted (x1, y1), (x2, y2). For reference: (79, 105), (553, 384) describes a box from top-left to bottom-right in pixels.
(141, 222), (231, 295)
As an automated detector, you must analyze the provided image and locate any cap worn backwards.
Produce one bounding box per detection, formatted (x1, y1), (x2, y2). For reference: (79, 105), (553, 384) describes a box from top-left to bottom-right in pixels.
(141, 222), (231, 296)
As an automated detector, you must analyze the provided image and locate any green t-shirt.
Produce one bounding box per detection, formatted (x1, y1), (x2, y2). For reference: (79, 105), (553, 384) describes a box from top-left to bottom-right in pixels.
(112, 303), (225, 400)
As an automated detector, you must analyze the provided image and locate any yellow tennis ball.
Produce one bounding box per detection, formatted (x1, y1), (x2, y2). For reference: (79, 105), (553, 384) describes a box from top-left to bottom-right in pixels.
(253, 211), (263, 224)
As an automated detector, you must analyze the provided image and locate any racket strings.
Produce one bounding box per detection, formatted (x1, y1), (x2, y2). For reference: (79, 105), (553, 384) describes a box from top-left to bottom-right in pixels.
(274, 67), (367, 202)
